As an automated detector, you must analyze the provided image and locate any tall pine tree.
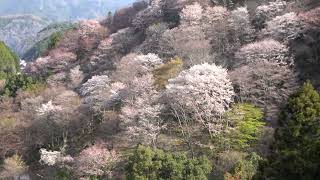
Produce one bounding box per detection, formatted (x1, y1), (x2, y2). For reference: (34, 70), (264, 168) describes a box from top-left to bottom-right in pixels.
(267, 81), (320, 180)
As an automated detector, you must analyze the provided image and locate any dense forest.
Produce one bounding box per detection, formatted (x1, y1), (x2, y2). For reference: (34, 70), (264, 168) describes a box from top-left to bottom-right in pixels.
(0, 0), (320, 179)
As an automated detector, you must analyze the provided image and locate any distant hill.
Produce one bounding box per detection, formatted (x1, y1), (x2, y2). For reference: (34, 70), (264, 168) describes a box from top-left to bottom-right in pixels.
(0, 0), (136, 57)
(0, 0), (136, 22)
(0, 15), (49, 56)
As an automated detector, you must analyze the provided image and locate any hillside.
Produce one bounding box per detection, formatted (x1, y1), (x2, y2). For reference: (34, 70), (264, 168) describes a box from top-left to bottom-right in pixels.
(0, 0), (136, 22)
(0, 0), (136, 57)
(0, 0), (320, 179)
(0, 15), (49, 56)
(22, 22), (77, 61)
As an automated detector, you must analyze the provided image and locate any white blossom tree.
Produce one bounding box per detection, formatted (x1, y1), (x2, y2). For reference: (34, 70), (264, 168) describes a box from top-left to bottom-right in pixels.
(120, 74), (164, 146)
(132, 0), (164, 30)
(202, 6), (230, 55)
(39, 149), (73, 166)
(73, 143), (119, 178)
(113, 53), (163, 83)
(137, 22), (169, 56)
(80, 75), (125, 110)
(262, 12), (304, 42)
(230, 60), (299, 122)
(37, 100), (62, 117)
(113, 53), (165, 146)
(234, 39), (293, 67)
(229, 7), (254, 45)
(166, 63), (234, 136)
(69, 65), (84, 88)
(254, 0), (288, 29)
(162, 25), (211, 66)
(180, 2), (203, 26)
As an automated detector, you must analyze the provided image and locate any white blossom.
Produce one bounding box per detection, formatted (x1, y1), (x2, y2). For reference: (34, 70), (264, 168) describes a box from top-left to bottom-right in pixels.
(69, 65), (84, 87)
(235, 39), (293, 67)
(80, 75), (125, 109)
(74, 143), (118, 177)
(229, 6), (254, 44)
(37, 100), (62, 116)
(255, 0), (287, 28)
(166, 63), (234, 135)
(39, 149), (73, 166)
(113, 53), (163, 83)
(262, 12), (304, 41)
(180, 2), (203, 26)
(162, 26), (211, 66)
(120, 74), (163, 145)
(230, 60), (299, 121)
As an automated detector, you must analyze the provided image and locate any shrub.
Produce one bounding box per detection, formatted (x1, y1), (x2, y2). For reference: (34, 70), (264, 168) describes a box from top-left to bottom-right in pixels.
(224, 152), (262, 180)
(1, 74), (46, 97)
(0, 154), (27, 178)
(126, 145), (212, 180)
(153, 57), (183, 90)
(224, 103), (265, 150)
(0, 116), (16, 130)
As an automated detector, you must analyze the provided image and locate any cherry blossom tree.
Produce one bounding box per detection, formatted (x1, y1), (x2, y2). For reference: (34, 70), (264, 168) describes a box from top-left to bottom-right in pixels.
(132, 0), (163, 30)
(202, 6), (230, 55)
(180, 2), (203, 26)
(262, 12), (304, 42)
(113, 53), (163, 83)
(120, 74), (164, 146)
(229, 7), (254, 45)
(37, 100), (62, 117)
(166, 63), (234, 136)
(230, 60), (299, 122)
(73, 143), (119, 178)
(234, 39), (293, 67)
(39, 149), (73, 166)
(254, 0), (288, 29)
(80, 75), (125, 110)
(113, 53), (164, 146)
(69, 65), (84, 88)
(162, 26), (211, 66)
(137, 22), (169, 56)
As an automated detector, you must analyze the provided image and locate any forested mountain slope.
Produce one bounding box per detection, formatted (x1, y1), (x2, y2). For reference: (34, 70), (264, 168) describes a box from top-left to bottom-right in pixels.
(0, 15), (49, 56)
(0, 0), (320, 179)
(0, 0), (136, 21)
(0, 0), (136, 57)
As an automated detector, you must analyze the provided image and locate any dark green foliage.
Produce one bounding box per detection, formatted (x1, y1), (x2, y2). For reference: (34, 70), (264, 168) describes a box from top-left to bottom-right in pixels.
(266, 81), (320, 180)
(126, 145), (212, 180)
(1, 74), (45, 97)
(224, 103), (265, 151)
(56, 167), (72, 180)
(0, 41), (20, 79)
(224, 152), (262, 180)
